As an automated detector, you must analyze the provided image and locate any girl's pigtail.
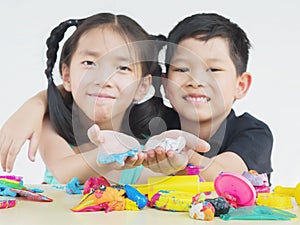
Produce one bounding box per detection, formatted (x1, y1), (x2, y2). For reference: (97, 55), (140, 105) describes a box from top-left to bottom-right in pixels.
(150, 34), (167, 51)
(44, 19), (82, 145)
(128, 34), (180, 142)
(149, 34), (167, 95)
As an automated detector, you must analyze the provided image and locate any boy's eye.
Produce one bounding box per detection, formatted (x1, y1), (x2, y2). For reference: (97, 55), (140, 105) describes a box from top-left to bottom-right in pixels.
(207, 68), (221, 72)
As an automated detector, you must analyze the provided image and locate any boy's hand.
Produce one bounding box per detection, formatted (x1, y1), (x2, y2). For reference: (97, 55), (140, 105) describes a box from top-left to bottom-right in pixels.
(142, 130), (210, 174)
(0, 103), (43, 173)
(87, 124), (145, 170)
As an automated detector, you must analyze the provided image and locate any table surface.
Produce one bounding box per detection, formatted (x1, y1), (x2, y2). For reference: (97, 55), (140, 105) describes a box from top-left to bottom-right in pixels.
(0, 185), (299, 225)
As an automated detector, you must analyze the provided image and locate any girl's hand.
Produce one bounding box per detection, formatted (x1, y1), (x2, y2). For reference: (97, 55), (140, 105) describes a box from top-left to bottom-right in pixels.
(0, 95), (46, 173)
(142, 130), (210, 174)
(87, 124), (145, 170)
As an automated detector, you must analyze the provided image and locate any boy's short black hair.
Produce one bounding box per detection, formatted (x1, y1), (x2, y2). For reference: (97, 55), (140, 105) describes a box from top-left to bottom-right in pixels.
(166, 13), (251, 76)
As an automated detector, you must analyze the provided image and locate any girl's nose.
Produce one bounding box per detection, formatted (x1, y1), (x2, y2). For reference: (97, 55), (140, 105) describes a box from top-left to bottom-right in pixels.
(90, 64), (115, 87)
(93, 77), (113, 87)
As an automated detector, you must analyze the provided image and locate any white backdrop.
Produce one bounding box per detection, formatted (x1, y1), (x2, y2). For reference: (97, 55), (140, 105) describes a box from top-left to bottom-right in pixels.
(0, 0), (299, 187)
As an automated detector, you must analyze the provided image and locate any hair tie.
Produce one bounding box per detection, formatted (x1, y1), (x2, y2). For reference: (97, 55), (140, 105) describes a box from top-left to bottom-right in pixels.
(160, 85), (172, 108)
(47, 76), (53, 83)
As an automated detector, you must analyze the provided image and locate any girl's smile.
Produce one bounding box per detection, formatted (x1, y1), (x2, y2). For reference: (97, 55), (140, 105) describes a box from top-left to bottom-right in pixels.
(88, 92), (116, 101)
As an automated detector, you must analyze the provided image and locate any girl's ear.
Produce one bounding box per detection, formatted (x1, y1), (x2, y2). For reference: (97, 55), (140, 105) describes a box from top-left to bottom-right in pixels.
(61, 64), (71, 92)
(235, 72), (252, 99)
(133, 74), (152, 102)
(161, 73), (168, 99)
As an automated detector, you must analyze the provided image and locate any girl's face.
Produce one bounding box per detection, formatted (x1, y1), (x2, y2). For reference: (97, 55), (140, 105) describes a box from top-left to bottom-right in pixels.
(62, 27), (149, 129)
(166, 37), (249, 126)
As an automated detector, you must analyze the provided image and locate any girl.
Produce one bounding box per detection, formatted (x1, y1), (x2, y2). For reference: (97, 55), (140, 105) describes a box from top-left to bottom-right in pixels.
(37, 12), (160, 184)
(0, 12), (209, 184)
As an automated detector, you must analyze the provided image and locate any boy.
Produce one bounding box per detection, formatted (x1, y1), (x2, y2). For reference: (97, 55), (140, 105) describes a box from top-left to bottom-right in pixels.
(143, 13), (273, 182)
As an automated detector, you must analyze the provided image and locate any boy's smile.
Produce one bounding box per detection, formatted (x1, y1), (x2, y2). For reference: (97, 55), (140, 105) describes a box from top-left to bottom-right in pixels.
(183, 93), (211, 104)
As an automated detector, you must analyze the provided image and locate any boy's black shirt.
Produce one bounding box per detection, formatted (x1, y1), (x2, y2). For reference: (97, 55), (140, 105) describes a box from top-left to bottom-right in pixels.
(204, 109), (273, 179)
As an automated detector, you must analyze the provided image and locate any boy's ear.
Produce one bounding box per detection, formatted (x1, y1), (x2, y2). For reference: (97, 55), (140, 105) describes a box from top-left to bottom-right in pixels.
(61, 64), (71, 92)
(235, 72), (252, 99)
(133, 74), (152, 101)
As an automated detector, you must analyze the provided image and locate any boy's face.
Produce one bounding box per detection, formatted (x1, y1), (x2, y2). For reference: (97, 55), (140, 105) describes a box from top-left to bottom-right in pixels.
(166, 37), (243, 124)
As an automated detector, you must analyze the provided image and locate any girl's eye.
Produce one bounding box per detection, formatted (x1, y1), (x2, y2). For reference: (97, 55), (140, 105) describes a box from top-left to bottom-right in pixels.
(117, 66), (131, 72)
(82, 61), (96, 67)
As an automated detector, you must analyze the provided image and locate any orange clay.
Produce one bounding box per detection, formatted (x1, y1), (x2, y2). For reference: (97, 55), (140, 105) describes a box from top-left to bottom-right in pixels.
(71, 186), (126, 212)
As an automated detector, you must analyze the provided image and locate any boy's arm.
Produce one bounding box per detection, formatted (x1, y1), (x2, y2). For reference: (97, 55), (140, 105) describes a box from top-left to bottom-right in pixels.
(187, 151), (248, 181)
(0, 85), (65, 172)
(0, 90), (47, 172)
(142, 130), (210, 175)
(186, 124), (273, 181)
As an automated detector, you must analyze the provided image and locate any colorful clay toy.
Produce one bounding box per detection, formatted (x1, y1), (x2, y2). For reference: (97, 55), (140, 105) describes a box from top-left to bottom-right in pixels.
(97, 148), (138, 166)
(0, 175), (52, 202)
(145, 136), (186, 153)
(148, 190), (205, 212)
(189, 197), (215, 221)
(0, 199), (16, 209)
(274, 182), (300, 206)
(71, 176), (147, 213)
(214, 172), (256, 208)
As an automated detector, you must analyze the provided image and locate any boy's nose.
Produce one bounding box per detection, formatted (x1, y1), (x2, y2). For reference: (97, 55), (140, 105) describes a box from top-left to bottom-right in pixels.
(186, 78), (203, 88)
(186, 71), (210, 88)
(187, 75), (207, 88)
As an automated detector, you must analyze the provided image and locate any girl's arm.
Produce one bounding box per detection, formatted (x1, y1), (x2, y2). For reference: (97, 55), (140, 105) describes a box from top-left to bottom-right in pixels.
(39, 118), (110, 184)
(86, 124), (164, 184)
(39, 119), (161, 184)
